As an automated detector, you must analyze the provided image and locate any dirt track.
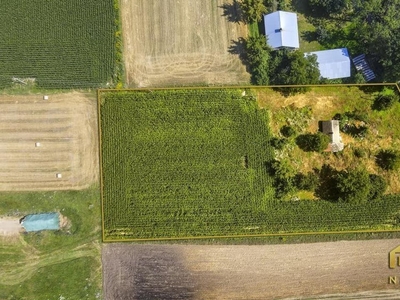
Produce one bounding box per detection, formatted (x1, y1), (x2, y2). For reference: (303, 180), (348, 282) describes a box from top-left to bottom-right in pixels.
(121, 0), (250, 87)
(103, 239), (400, 299)
(0, 92), (98, 191)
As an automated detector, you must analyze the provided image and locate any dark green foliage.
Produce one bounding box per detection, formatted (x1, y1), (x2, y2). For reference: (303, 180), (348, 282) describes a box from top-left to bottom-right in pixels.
(240, 0), (267, 23)
(269, 160), (297, 198)
(376, 149), (400, 171)
(295, 172), (319, 191)
(342, 124), (368, 138)
(280, 125), (296, 138)
(368, 174), (387, 201)
(0, 0), (117, 88)
(372, 93), (399, 111)
(296, 133), (330, 152)
(269, 50), (321, 93)
(309, 0), (349, 16)
(335, 168), (371, 204)
(270, 137), (288, 150)
(244, 35), (271, 85)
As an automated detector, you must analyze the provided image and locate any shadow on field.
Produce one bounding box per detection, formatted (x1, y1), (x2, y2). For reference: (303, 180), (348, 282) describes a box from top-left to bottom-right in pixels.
(228, 37), (251, 72)
(219, 1), (244, 23)
(103, 245), (195, 300)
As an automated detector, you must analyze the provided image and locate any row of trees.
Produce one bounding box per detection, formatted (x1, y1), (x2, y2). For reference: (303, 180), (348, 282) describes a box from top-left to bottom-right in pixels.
(244, 35), (321, 88)
(308, 0), (400, 82)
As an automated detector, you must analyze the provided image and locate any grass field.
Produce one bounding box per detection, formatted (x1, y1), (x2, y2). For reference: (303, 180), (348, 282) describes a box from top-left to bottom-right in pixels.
(0, 187), (102, 299)
(100, 87), (400, 241)
(0, 0), (117, 88)
(120, 0), (250, 87)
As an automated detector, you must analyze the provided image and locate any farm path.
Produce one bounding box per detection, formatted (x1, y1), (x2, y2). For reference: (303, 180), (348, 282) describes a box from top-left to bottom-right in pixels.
(103, 239), (400, 299)
(0, 218), (21, 236)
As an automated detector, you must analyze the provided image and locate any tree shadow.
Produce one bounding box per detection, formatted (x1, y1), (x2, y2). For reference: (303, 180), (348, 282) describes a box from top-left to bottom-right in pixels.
(228, 37), (250, 71)
(301, 30), (318, 43)
(219, 1), (244, 24)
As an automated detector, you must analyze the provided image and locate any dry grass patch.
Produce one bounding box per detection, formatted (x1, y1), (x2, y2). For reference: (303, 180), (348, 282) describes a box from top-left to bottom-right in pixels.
(120, 0), (250, 87)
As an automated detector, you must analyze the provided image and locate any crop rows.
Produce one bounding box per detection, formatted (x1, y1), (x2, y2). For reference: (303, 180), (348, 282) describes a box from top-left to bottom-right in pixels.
(100, 89), (400, 240)
(0, 0), (116, 88)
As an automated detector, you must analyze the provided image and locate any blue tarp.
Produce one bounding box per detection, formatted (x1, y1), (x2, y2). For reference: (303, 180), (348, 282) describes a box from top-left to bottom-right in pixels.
(21, 213), (60, 232)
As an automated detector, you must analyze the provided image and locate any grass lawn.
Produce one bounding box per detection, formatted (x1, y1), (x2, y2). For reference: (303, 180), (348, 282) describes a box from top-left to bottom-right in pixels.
(0, 187), (102, 299)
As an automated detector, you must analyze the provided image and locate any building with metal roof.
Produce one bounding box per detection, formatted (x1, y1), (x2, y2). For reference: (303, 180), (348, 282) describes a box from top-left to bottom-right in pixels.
(263, 11), (299, 50)
(305, 48), (351, 79)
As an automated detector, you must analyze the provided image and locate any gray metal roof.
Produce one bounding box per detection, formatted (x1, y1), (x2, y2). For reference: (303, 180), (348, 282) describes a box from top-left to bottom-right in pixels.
(306, 48), (351, 79)
(263, 11), (299, 49)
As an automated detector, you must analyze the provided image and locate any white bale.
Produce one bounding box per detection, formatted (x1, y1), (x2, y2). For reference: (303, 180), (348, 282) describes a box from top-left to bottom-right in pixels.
(35, 142), (41, 147)
(43, 95), (49, 100)
(56, 173), (62, 179)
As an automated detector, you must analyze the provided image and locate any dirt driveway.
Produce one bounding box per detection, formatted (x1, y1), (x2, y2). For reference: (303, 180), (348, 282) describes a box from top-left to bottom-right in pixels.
(103, 239), (400, 299)
(0, 218), (21, 236)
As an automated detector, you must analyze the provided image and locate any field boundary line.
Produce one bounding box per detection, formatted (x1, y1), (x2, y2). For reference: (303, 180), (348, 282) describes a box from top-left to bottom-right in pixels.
(98, 83), (400, 242)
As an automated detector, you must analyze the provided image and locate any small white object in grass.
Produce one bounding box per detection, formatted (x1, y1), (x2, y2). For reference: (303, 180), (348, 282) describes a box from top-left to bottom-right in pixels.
(43, 95), (49, 100)
(56, 173), (62, 179)
(242, 91), (246, 96)
(35, 142), (41, 147)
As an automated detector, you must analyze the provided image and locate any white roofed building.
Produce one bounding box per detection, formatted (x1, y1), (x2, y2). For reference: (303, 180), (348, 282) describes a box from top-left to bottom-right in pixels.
(263, 11), (299, 50)
(305, 48), (351, 79)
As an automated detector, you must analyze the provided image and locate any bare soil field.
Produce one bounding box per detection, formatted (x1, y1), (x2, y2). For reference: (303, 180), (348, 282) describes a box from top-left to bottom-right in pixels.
(121, 0), (250, 87)
(103, 239), (400, 300)
(0, 92), (98, 191)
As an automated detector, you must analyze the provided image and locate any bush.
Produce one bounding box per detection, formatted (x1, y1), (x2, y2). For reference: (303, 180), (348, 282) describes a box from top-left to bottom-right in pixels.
(353, 148), (366, 158)
(376, 149), (400, 171)
(295, 133), (330, 152)
(372, 94), (398, 111)
(270, 137), (288, 150)
(368, 174), (387, 201)
(280, 125), (296, 138)
(295, 172), (319, 191)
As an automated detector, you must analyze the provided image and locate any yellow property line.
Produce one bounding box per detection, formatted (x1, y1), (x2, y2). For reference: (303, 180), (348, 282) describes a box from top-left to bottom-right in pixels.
(98, 83), (400, 242)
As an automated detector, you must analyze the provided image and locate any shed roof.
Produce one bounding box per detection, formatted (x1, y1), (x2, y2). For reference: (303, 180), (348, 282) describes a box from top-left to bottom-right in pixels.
(263, 11), (299, 49)
(306, 48), (351, 79)
(21, 213), (60, 232)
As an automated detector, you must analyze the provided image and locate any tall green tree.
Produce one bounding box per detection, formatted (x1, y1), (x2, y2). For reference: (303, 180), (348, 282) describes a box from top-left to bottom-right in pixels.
(240, 0), (267, 23)
(270, 50), (320, 90)
(335, 168), (371, 204)
(244, 35), (271, 85)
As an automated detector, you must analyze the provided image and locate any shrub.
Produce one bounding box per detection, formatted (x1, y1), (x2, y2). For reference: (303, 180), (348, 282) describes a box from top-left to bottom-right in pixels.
(376, 149), (400, 171)
(295, 133), (330, 152)
(368, 174), (387, 201)
(372, 94), (398, 111)
(280, 125), (296, 138)
(353, 148), (366, 158)
(270, 137), (288, 150)
(295, 172), (319, 191)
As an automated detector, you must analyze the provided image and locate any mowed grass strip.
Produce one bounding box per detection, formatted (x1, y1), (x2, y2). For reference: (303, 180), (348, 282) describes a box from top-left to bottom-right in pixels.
(101, 89), (274, 239)
(0, 0), (116, 88)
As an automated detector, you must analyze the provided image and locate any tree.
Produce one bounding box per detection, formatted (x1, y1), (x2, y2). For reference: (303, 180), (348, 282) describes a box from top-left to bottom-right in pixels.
(269, 50), (321, 93)
(295, 133), (330, 152)
(309, 0), (349, 16)
(295, 172), (319, 191)
(376, 149), (400, 171)
(244, 35), (271, 85)
(240, 0), (267, 23)
(335, 168), (370, 204)
(269, 159), (297, 198)
(368, 174), (387, 200)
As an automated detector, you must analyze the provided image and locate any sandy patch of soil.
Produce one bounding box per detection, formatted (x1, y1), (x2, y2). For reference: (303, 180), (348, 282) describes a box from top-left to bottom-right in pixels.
(0, 92), (98, 191)
(0, 217), (22, 236)
(103, 239), (400, 299)
(121, 0), (250, 87)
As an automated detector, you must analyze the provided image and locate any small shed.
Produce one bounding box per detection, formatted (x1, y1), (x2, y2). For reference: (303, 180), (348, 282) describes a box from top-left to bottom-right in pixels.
(263, 11), (299, 50)
(320, 120), (344, 152)
(305, 48), (351, 79)
(20, 213), (60, 232)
